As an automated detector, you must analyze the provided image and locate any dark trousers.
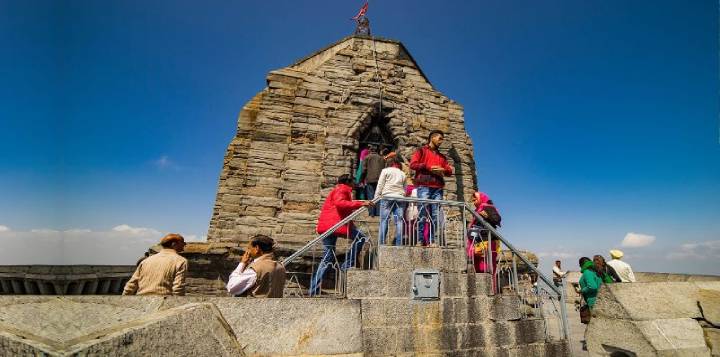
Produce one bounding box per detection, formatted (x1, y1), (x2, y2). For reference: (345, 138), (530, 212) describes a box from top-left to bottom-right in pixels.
(365, 183), (378, 216)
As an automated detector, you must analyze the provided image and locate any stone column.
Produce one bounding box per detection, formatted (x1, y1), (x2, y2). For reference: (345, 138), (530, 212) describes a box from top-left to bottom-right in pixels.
(84, 279), (99, 294)
(52, 282), (66, 295)
(71, 281), (85, 295)
(109, 279), (121, 294)
(11, 280), (24, 294)
(98, 279), (111, 294)
(0, 279), (11, 294)
(23, 280), (38, 295)
(36, 281), (51, 295)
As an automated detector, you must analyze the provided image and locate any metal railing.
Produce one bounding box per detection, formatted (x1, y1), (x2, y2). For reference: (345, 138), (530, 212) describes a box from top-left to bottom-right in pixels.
(464, 205), (570, 341)
(280, 195), (569, 340)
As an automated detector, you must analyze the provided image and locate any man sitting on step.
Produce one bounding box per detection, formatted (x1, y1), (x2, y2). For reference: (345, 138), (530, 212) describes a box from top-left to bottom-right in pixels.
(227, 235), (286, 298)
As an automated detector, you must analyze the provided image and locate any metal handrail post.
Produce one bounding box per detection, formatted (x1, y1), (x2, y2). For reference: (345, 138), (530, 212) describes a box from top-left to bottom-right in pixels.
(559, 277), (570, 340)
(511, 252), (518, 292)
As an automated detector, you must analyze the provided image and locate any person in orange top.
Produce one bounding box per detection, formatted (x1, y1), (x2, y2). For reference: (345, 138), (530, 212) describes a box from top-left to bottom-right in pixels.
(409, 130), (453, 245)
(123, 233), (188, 296)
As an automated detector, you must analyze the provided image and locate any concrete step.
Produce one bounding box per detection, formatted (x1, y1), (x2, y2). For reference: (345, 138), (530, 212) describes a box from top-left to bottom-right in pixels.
(376, 245), (467, 273)
(361, 318), (553, 355)
(346, 270), (492, 299)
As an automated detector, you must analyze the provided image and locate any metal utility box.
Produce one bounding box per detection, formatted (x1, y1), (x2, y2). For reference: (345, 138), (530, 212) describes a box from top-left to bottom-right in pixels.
(411, 269), (440, 300)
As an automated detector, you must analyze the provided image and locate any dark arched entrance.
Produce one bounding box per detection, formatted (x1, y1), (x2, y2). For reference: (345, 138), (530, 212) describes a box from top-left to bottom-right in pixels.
(358, 114), (395, 156)
(353, 112), (396, 199)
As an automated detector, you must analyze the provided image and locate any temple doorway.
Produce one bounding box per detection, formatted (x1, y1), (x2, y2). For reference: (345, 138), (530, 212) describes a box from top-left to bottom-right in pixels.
(354, 114), (396, 198)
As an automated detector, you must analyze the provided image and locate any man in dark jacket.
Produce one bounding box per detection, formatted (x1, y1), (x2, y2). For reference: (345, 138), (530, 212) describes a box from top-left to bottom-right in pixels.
(362, 145), (385, 216)
(309, 174), (373, 296)
(409, 130), (453, 245)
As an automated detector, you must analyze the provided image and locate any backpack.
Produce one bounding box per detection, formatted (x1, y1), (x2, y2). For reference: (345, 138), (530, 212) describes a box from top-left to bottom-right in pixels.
(482, 206), (502, 228)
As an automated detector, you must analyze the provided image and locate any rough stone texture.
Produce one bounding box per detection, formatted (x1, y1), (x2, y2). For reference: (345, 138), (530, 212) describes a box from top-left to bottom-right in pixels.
(160, 297), (363, 356)
(586, 281), (720, 356)
(347, 245), (567, 356)
(705, 328), (720, 356)
(592, 282), (720, 321)
(377, 246), (467, 273)
(0, 298), (243, 356)
(67, 303), (243, 356)
(699, 289), (720, 327)
(207, 35), (478, 249)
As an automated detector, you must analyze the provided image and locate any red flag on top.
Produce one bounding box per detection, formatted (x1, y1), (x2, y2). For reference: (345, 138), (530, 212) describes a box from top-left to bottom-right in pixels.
(351, 1), (368, 20)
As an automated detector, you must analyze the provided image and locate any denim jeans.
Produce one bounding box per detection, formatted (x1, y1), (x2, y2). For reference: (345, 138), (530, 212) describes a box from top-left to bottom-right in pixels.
(416, 186), (443, 245)
(308, 228), (368, 296)
(364, 183), (378, 216)
(378, 199), (406, 246)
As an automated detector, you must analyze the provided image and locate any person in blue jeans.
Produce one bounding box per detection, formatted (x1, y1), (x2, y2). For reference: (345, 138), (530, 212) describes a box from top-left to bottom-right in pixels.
(362, 146), (385, 217)
(409, 130), (453, 245)
(374, 157), (408, 245)
(309, 174), (372, 296)
(308, 228), (368, 296)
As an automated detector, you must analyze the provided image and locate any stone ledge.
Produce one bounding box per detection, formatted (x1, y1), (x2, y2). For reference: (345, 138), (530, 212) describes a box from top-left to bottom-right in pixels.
(376, 246), (467, 273)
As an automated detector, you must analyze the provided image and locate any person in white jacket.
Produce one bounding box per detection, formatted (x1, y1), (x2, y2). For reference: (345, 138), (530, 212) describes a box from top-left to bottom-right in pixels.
(374, 156), (406, 245)
(606, 250), (636, 283)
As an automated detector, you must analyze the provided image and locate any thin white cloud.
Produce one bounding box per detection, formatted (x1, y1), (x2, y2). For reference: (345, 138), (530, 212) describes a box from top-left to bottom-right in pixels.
(30, 228), (60, 234)
(667, 240), (720, 260)
(184, 234), (206, 242)
(537, 251), (576, 259)
(0, 225), (10, 232)
(621, 232), (656, 248)
(153, 155), (178, 170)
(64, 228), (91, 233)
(112, 224), (161, 236)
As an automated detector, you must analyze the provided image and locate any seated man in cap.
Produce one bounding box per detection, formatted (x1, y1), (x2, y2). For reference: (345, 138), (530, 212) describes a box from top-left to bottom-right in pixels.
(123, 233), (188, 296)
(227, 235), (286, 298)
(606, 250), (636, 283)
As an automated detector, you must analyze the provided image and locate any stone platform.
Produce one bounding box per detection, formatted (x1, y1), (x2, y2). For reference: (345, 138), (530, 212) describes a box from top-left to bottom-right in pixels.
(0, 246), (569, 356)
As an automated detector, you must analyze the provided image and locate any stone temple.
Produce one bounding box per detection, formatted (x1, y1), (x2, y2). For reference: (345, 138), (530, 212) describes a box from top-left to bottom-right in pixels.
(207, 35), (478, 248)
(3, 36), (719, 357)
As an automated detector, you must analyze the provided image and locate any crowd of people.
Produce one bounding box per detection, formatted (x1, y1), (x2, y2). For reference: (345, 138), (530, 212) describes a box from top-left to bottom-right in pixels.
(121, 127), (640, 314)
(121, 129), (512, 298)
(552, 250), (636, 311)
(549, 249), (637, 349)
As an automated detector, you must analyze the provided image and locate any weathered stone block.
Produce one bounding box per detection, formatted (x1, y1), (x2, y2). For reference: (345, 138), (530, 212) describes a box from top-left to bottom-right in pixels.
(346, 270), (387, 298)
(490, 295), (523, 321)
(513, 318), (546, 344)
(587, 317), (711, 356)
(699, 289), (720, 327)
(377, 246), (466, 273)
(457, 323), (488, 349)
(705, 328), (720, 356)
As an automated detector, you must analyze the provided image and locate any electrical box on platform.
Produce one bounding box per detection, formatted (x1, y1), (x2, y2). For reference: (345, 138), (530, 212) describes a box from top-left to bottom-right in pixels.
(411, 269), (440, 300)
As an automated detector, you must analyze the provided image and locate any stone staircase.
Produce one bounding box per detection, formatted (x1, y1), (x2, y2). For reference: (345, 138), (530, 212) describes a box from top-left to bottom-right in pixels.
(347, 245), (570, 356)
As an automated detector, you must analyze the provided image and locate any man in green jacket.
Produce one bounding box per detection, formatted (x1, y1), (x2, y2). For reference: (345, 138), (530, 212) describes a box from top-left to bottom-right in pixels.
(578, 256), (602, 307)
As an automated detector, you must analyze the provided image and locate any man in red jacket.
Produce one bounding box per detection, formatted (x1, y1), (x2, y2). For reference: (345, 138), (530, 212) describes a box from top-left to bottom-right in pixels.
(409, 130), (453, 246)
(309, 174), (373, 296)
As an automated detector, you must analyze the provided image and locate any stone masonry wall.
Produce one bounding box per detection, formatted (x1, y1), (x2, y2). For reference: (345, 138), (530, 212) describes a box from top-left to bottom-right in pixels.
(208, 35), (478, 249)
(0, 246), (570, 356)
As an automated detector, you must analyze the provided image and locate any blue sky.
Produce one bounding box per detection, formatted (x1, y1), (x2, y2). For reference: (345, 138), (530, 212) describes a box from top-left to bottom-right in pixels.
(1, 1), (718, 275)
